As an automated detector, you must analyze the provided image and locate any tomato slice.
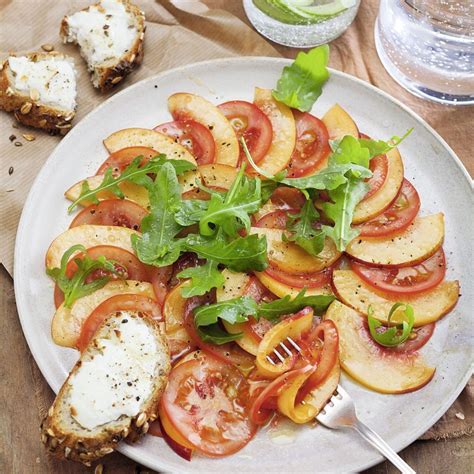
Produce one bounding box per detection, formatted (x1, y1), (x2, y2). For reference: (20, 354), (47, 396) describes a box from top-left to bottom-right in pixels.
(69, 199), (148, 230)
(286, 111), (330, 178)
(149, 265), (173, 308)
(77, 294), (162, 351)
(96, 146), (158, 175)
(160, 352), (257, 457)
(255, 210), (296, 230)
(154, 120), (215, 165)
(218, 100), (272, 165)
(271, 187), (307, 210)
(350, 248), (446, 295)
(357, 179), (421, 237)
(263, 264), (333, 289)
(53, 246), (152, 308)
(359, 132), (388, 201)
(183, 295), (256, 374)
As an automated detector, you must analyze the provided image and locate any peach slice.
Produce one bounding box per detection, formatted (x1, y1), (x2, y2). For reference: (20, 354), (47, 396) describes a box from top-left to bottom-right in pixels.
(103, 128), (197, 164)
(168, 93), (239, 167)
(251, 227), (341, 274)
(51, 280), (155, 348)
(325, 301), (435, 394)
(253, 88), (296, 175)
(332, 270), (459, 326)
(322, 104), (359, 140)
(45, 225), (138, 270)
(352, 147), (404, 224)
(254, 271), (333, 299)
(347, 214), (445, 266)
(199, 163), (238, 191)
(216, 270), (261, 355)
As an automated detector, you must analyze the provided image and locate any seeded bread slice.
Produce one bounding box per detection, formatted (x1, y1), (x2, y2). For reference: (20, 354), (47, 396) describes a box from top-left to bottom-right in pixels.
(60, 0), (145, 91)
(0, 52), (77, 134)
(41, 311), (170, 466)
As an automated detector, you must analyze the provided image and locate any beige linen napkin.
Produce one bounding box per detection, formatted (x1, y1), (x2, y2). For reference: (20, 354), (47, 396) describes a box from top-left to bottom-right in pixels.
(0, 0), (279, 275)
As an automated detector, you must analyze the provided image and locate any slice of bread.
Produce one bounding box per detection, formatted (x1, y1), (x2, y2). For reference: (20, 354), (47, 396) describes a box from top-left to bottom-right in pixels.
(41, 311), (170, 466)
(0, 52), (77, 134)
(60, 0), (145, 92)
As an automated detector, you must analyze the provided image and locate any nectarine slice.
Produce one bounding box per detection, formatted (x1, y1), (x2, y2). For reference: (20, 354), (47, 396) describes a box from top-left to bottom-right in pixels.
(168, 93), (239, 167)
(325, 300), (435, 394)
(352, 148), (404, 224)
(347, 214), (445, 266)
(332, 270), (459, 326)
(322, 104), (359, 140)
(253, 88), (296, 176)
(51, 280), (155, 348)
(199, 163), (238, 191)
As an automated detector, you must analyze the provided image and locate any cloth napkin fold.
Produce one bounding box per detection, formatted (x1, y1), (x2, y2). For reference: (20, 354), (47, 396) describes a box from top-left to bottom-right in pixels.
(0, 0), (470, 443)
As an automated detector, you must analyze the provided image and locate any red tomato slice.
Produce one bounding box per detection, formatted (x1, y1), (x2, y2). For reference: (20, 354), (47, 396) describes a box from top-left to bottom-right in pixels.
(53, 246), (152, 308)
(359, 132), (388, 201)
(357, 179), (421, 237)
(263, 264), (333, 289)
(287, 111), (330, 178)
(271, 187), (307, 210)
(154, 120), (215, 165)
(350, 248), (446, 295)
(254, 210), (294, 230)
(218, 100), (273, 165)
(183, 295), (256, 374)
(160, 352), (257, 457)
(96, 146), (158, 175)
(69, 199), (148, 230)
(149, 265), (173, 308)
(77, 294), (162, 351)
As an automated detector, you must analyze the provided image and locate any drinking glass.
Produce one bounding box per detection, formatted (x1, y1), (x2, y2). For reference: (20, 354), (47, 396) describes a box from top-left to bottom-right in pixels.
(243, 0), (361, 48)
(375, 0), (474, 105)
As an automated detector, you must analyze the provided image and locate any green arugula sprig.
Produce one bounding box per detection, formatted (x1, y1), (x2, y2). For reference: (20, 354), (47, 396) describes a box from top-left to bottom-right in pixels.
(367, 303), (415, 347)
(273, 45), (330, 112)
(46, 244), (119, 308)
(68, 155), (195, 213)
(194, 289), (335, 344)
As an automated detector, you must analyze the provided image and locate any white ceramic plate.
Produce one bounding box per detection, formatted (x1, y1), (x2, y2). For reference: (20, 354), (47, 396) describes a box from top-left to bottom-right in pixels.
(14, 58), (473, 473)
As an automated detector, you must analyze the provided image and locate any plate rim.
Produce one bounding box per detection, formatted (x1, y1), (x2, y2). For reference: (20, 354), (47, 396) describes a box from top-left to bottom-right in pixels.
(13, 56), (473, 473)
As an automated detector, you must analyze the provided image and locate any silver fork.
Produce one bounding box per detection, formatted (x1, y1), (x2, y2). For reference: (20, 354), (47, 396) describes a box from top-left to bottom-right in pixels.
(268, 338), (416, 474)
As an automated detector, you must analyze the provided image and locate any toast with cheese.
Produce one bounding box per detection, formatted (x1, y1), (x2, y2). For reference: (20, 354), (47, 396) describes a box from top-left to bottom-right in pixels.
(0, 52), (77, 134)
(41, 311), (170, 465)
(60, 0), (145, 91)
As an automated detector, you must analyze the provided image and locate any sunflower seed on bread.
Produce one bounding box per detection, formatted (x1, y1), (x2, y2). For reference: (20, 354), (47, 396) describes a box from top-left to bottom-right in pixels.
(0, 52), (77, 134)
(60, 0), (145, 92)
(41, 311), (170, 465)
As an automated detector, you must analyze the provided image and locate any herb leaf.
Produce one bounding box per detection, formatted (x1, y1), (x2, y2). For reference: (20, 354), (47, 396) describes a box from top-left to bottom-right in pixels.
(68, 156), (196, 213)
(195, 296), (257, 327)
(46, 244), (119, 308)
(368, 303), (415, 347)
(177, 260), (225, 297)
(284, 199), (325, 256)
(131, 162), (185, 266)
(272, 45), (330, 112)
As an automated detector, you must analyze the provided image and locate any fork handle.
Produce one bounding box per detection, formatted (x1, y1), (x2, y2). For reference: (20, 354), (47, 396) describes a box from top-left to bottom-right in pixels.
(353, 420), (416, 474)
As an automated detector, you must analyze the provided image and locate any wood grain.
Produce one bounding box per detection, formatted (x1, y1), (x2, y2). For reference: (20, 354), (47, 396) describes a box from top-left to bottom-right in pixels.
(0, 0), (471, 473)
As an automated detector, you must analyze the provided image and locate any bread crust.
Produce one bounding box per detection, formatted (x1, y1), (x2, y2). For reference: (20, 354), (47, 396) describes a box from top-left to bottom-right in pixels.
(0, 52), (76, 134)
(60, 0), (146, 92)
(41, 312), (170, 466)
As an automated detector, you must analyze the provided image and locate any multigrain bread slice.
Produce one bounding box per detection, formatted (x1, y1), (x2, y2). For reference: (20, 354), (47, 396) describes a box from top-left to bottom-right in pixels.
(0, 52), (77, 134)
(41, 311), (170, 466)
(60, 0), (145, 91)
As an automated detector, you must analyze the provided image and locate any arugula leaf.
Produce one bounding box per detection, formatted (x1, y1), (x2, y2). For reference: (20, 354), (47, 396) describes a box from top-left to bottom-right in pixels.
(199, 165), (262, 237)
(257, 290), (335, 322)
(321, 177), (369, 251)
(131, 162), (184, 266)
(68, 155), (196, 213)
(192, 288), (335, 344)
(46, 244), (119, 308)
(184, 232), (268, 273)
(272, 45), (330, 112)
(177, 260), (225, 297)
(358, 128), (413, 158)
(284, 199), (325, 256)
(367, 303), (415, 347)
(174, 199), (209, 226)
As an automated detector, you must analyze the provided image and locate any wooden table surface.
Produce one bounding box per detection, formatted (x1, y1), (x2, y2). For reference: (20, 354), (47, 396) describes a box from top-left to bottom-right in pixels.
(1, 1), (472, 473)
